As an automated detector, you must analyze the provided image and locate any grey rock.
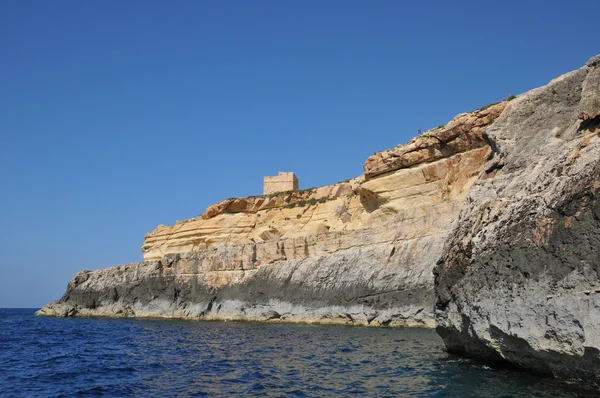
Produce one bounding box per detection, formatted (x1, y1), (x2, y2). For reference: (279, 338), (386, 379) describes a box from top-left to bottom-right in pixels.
(586, 54), (600, 67)
(580, 65), (600, 117)
(434, 55), (600, 387)
(37, 236), (438, 328)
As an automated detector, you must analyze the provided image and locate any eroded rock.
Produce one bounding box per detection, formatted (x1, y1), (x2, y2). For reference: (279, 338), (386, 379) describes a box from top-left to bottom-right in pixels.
(434, 55), (600, 387)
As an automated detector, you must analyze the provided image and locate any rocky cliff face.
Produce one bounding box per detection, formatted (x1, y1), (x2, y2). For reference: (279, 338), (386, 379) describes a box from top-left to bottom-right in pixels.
(434, 55), (600, 386)
(38, 102), (504, 327)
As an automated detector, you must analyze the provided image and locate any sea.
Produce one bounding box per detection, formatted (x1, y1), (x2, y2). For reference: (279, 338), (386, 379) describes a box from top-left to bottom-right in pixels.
(1, 308), (597, 397)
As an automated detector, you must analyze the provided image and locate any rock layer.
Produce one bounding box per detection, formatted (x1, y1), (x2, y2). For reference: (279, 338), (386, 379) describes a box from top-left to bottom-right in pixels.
(434, 56), (600, 386)
(363, 102), (506, 180)
(37, 227), (438, 327)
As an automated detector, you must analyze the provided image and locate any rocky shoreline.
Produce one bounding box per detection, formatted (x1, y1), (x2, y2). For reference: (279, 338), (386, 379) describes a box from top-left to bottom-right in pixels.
(36, 242), (435, 328)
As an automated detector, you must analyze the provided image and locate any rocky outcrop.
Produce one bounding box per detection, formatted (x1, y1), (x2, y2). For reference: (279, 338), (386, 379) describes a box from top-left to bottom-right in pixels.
(434, 55), (600, 386)
(201, 181), (357, 220)
(363, 101), (506, 180)
(38, 103), (499, 327)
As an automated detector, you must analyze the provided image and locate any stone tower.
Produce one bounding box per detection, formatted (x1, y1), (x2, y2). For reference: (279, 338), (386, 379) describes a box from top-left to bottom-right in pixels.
(263, 172), (299, 195)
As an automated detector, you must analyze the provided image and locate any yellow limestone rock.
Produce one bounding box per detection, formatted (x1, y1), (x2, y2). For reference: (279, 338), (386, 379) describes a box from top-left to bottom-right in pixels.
(142, 146), (492, 261)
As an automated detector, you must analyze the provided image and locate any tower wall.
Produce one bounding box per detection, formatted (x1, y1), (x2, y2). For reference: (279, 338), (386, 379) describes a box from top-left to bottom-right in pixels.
(263, 172), (298, 195)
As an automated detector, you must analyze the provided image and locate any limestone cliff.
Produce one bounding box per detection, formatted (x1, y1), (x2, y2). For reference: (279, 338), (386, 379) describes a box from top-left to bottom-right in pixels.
(37, 101), (504, 327)
(142, 102), (505, 262)
(434, 55), (600, 386)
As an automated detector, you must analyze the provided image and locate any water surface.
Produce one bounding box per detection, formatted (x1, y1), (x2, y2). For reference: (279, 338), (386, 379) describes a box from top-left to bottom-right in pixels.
(0, 309), (596, 397)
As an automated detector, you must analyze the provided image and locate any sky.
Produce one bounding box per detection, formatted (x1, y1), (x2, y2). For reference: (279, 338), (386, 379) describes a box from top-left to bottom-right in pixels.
(1, 1), (598, 308)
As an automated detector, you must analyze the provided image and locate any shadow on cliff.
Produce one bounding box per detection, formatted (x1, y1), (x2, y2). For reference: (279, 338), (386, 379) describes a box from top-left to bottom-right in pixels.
(488, 325), (600, 389)
(577, 114), (600, 135)
(358, 187), (386, 213)
(437, 321), (600, 390)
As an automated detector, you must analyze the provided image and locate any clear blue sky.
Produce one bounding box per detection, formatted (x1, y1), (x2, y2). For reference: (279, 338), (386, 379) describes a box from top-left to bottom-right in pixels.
(1, 1), (598, 307)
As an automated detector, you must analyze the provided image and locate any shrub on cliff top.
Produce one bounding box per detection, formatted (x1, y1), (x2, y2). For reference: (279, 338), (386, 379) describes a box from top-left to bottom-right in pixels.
(478, 101), (501, 112)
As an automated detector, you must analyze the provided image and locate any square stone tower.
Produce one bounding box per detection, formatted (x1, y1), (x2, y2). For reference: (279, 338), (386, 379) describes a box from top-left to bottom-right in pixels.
(263, 172), (298, 195)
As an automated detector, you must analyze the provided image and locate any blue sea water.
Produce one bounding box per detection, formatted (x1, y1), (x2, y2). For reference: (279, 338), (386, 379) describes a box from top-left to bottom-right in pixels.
(0, 309), (597, 397)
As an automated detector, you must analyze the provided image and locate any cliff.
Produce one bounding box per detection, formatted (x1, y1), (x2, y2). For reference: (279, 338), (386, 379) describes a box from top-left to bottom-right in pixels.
(37, 102), (505, 327)
(434, 55), (600, 386)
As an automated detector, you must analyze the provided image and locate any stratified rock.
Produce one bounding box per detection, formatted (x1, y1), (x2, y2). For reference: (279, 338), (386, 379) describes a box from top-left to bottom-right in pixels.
(201, 182), (351, 220)
(37, 228), (438, 327)
(434, 55), (600, 386)
(142, 179), (362, 260)
(363, 102), (506, 180)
